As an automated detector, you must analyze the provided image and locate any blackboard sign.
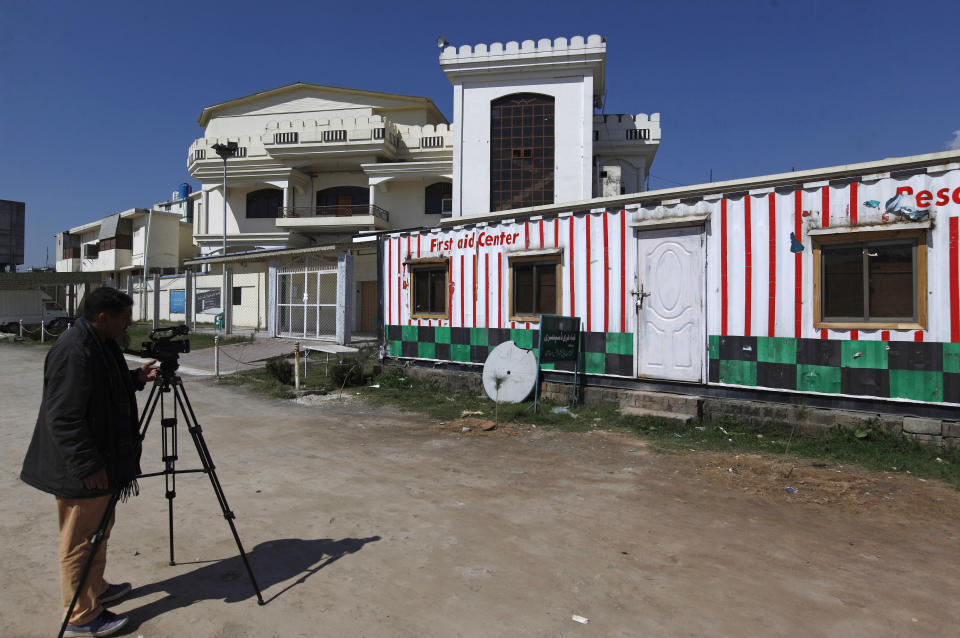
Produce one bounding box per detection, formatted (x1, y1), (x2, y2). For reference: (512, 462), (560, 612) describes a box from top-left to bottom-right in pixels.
(538, 315), (580, 363)
(196, 289), (221, 313)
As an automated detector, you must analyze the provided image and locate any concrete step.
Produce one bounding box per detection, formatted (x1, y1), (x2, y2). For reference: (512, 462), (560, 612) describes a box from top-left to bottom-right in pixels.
(619, 390), (702, 418)
(619, 406), (697, 426)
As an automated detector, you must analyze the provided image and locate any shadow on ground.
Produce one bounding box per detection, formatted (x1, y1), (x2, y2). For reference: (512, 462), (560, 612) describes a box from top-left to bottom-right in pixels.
(121, 536), (381, 628)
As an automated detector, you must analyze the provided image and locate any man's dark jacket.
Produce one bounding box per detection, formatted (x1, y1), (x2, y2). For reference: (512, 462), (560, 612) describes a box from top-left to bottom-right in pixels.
(21, 318), (144, 499)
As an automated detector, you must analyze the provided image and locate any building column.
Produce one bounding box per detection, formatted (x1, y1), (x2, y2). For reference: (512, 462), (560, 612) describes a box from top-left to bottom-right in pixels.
(267, 260), (277, 337)
(224, 267), (233, 335)
(185, 268), (194, 329)
(202, 189), (210, 234)
(152, 273), (160, 329)
(336, 251), (353, 345)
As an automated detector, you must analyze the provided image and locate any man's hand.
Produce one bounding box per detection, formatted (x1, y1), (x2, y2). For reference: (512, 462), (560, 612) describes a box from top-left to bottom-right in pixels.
(138, 359), (159, 384)
(83, 468), (109, 491)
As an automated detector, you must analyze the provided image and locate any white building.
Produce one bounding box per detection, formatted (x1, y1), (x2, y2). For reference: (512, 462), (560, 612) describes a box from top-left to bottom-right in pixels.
(56, 208), (195, 284)
(180, 34), (660, 340)
(54, 207), (197, 320)
(441, 34), (660, 216)
(186, 83), (455, 257)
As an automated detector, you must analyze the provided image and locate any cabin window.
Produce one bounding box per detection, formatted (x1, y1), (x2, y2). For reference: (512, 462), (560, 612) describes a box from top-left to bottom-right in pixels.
(409, 261), (449, 318)
(510, 256), (560, 321)
(814, 230), (926, 329)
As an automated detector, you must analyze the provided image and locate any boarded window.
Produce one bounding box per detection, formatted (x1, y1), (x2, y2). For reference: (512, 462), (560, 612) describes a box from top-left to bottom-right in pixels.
(246, 189), (283, 218)
(425, 182), (452, 215)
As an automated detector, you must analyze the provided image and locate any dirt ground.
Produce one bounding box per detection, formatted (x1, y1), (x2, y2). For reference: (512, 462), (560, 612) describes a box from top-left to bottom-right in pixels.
(3, 345), (960, 637)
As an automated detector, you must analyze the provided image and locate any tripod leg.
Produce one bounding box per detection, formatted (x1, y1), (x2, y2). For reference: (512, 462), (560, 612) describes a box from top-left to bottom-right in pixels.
(57, 491), (120, 638)
(161, 400), (179, 565)
(174, 380), (265, 604)
(138, 376), (162, 441)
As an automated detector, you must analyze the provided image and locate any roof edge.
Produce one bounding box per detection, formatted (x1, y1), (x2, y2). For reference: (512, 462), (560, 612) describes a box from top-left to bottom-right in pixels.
(197, 82), (446, 127)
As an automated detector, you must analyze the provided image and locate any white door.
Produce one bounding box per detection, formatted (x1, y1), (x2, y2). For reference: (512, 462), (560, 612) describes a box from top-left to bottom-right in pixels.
(635, 227), (704, 382)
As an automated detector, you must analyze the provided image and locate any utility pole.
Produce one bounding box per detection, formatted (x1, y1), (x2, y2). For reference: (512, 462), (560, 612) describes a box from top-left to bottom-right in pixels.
(211, 142), (238, 334)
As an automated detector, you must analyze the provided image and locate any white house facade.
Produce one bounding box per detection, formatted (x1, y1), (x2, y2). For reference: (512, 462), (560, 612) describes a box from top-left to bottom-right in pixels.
(180, 34), (661, 340)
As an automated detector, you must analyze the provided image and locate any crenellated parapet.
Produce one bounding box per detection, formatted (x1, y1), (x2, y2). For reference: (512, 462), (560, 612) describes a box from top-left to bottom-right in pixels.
(262, 114), (398, 145)
(393, 122), (454, 151)
(439, 34), (605, 62)
(594, 113), (662, 144)
(187, 134), (267, 167)
(439, 34), (606, 94)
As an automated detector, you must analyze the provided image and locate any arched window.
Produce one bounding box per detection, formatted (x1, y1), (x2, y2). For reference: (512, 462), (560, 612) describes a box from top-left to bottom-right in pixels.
(424, 182), (452, 215)
(316, 186), (369, 216)
(246, 188), (283, 218)
(490, 93), (555, 211)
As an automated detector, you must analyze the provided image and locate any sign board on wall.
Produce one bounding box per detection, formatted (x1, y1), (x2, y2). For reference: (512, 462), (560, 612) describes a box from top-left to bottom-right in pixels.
(196, 289), (221, 314)
(169, 290), (185, 314)
(538, 315), (581, 363)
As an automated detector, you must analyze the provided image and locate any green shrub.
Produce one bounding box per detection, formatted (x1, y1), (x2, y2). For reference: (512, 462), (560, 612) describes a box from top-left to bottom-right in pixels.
(330, 359), (363, 388)
(264, 356), (294, 385)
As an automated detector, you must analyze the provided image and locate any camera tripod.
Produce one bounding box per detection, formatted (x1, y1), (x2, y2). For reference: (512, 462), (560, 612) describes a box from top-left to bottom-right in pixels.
(58, 359), (264, 638)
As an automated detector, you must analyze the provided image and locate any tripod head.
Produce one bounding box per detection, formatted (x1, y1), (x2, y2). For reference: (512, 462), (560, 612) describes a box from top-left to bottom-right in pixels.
(129, 324), (191, 380)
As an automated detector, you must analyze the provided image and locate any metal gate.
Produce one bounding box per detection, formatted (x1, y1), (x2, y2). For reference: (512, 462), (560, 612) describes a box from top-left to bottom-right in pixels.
(276, 256), (338, 338)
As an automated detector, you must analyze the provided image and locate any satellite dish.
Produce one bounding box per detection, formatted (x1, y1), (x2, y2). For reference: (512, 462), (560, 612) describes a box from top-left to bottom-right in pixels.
(482, 341), (538, 404)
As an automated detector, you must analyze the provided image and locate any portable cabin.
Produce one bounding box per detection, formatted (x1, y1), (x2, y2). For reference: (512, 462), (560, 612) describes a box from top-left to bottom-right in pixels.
(381, 150), (960, 416)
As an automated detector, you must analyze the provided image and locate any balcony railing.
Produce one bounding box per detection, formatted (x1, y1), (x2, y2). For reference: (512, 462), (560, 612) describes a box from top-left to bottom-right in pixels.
(280, 204), (390, 222)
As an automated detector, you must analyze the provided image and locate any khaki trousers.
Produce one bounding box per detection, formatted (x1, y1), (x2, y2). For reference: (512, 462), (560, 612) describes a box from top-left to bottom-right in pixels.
(56, 495), (115, 625)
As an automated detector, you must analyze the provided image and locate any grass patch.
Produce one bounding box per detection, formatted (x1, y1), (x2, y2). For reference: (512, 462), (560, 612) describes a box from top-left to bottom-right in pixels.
(4, 321), (251, 350)
(220, 345), (379, 399)
(363, 368), (960, 488)
(218, 360), (335, 399)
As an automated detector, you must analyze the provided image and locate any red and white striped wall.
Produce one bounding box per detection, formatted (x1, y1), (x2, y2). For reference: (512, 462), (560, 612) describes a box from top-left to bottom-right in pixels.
(384, 165), (960, 348)
(707, 168), (960, 343)
(383, 210), (635, 333)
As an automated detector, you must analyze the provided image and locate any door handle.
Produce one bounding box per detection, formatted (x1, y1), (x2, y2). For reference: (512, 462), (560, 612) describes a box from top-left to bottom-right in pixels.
(638, 284), (651, 309)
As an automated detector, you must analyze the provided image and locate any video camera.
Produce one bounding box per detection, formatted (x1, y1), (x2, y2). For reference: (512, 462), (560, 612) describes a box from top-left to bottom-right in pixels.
(133, 325), (191, 376)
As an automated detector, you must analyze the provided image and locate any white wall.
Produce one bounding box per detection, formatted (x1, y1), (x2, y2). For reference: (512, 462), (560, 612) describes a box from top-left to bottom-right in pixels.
(453, 73), (594, 216)
(132, 265), (267, 329)
(372, 179), (450, 230)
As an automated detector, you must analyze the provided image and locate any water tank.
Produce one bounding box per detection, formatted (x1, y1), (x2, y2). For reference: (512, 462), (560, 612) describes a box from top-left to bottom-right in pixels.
(178, 182), (192, 201)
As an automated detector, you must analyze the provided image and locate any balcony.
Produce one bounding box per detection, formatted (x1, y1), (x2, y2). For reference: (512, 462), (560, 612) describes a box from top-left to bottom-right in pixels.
(275, 204), (391, 233)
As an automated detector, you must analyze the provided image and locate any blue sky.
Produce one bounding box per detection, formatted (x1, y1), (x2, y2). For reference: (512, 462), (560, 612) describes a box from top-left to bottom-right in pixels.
(2, 0), (957, 266)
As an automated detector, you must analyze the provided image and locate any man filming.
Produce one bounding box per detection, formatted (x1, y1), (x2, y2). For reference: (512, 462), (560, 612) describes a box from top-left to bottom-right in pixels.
(21, 287), (157, 637)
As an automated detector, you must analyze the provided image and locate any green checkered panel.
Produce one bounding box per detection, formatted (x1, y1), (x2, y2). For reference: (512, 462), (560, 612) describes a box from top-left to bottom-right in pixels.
(710, 335), (960, 404)
(384, 325), (634, 376)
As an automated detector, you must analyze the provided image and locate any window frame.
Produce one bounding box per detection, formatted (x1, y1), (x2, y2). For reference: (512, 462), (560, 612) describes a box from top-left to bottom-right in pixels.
(407, 258), (450, 320)
(812, 228), (927, 330)
(508, 253), (562, 322)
